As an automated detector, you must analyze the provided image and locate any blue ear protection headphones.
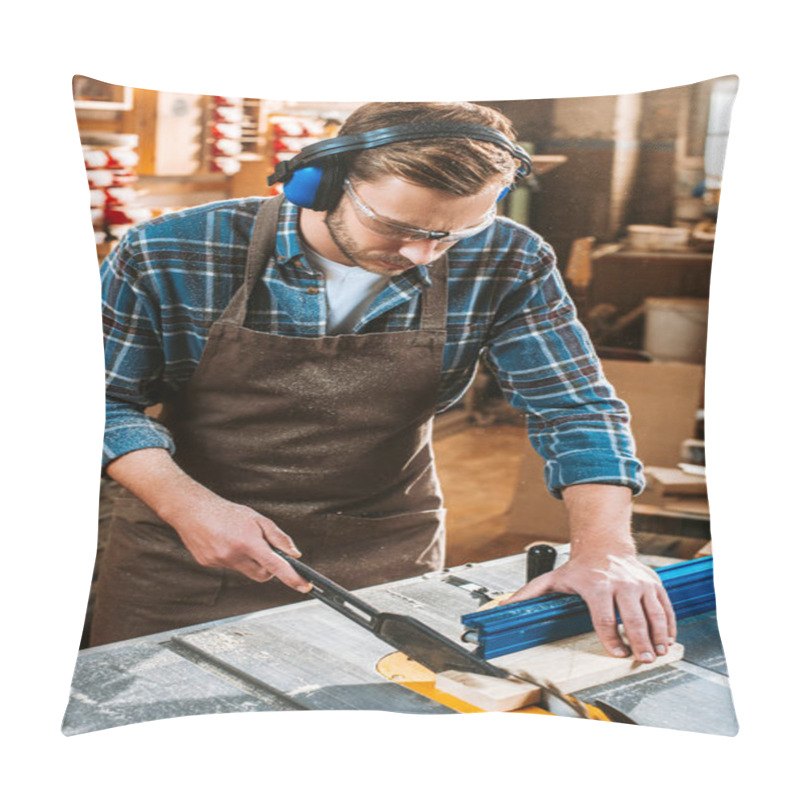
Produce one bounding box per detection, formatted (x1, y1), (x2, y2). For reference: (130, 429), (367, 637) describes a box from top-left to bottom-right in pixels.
(267, 122), (533, 212)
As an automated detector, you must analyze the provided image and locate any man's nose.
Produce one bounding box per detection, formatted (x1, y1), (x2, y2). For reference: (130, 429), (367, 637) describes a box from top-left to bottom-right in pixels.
(398, 239), (449, 266)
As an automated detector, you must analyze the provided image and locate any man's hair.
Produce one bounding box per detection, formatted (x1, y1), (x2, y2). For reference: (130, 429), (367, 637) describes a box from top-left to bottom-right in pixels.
(338, 102), (519, 196)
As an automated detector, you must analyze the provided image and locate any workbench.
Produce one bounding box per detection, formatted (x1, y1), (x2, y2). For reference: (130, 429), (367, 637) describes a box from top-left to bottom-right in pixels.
(62, 552), (737, 736)
(588, 247), (713, 318)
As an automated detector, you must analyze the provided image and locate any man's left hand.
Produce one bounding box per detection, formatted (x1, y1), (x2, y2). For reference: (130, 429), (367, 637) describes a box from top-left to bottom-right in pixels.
(499, 483), (677, 662)
(500, 550), (677, 662)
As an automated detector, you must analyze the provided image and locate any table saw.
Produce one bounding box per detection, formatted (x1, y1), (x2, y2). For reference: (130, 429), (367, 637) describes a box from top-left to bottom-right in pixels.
(62, 551), (737, 736)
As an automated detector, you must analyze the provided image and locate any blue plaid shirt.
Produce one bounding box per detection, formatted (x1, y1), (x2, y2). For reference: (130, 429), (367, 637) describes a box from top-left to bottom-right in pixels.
(101, 197), (644, 497)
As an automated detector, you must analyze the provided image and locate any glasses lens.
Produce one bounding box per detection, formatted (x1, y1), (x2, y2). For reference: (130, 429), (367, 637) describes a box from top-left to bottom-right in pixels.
(439, 210), (496, 242)
(345, 180), (495, 242)
(361, 214), (424, 240)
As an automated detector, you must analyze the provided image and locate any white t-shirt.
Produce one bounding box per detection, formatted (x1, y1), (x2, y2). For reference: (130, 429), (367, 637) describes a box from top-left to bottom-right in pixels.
(303, 246), (391, 334)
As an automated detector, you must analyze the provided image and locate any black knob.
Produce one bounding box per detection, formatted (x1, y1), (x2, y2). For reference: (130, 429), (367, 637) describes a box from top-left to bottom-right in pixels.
(526, 544), (557, 582)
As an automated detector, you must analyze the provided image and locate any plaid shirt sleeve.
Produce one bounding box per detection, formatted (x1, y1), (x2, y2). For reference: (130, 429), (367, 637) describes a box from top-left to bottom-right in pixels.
(100, 228), (177, 467)
(481, 234), (644, 498)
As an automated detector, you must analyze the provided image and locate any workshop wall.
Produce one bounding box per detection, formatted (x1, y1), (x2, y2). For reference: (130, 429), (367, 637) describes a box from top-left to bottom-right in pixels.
(627, 85), (688, 227)
(491, 81), (717, 271)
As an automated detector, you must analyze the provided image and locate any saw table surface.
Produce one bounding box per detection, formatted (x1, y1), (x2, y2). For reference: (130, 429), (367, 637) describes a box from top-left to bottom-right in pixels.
(63, 553), (738, 736)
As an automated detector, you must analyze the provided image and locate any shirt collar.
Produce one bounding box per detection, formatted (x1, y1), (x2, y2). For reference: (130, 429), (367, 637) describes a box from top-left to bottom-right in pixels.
(275, 199), (310, 270)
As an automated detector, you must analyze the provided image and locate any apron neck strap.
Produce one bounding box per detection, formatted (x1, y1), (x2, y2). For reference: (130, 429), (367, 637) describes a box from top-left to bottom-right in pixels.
(419, 253), (448, 331)
(223, 196), (284, 325)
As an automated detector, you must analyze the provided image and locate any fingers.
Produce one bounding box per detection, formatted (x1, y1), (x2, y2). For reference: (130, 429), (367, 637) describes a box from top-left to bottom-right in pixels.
(657, 582), (678, 643)
(226, 550), (312, 594)
(259, 519), (303, 559)
(188, 511), (312, 593)
(613, 590), (656, 662)
(229, 554), (277, 583)
(252, 517), (313, 593)
(583, 590), (630, 658)
(498, 573), (555, 606)
(261, 551), (313, 593)
(641, 590), (672, 657)
(235, 549), (313, 593)
(590, 583), (676, 662)
(499, 571), (635, 657)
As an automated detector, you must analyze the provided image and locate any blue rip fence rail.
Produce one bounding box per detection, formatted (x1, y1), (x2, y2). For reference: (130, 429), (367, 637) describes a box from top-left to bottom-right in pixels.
(461, 556), (716, 658)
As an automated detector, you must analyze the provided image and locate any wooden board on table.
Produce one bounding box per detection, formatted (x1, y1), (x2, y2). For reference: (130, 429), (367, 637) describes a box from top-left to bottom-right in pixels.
(645, 466), (707, 496)
(664, 497), (710, 517)
(435, 632), (684, 712)
(694, 540), (713, 558)
(435, 670), (542, 712)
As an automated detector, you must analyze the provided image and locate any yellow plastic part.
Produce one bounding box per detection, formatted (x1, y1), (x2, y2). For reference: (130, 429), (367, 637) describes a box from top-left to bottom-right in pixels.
(375, 652), (609, 719)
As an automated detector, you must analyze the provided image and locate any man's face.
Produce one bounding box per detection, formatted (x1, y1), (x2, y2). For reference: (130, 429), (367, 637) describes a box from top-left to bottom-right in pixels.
(323, 175), (505, 277)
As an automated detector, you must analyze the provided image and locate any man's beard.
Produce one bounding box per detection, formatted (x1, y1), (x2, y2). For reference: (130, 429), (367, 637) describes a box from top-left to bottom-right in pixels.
(324, 205), (416, 275)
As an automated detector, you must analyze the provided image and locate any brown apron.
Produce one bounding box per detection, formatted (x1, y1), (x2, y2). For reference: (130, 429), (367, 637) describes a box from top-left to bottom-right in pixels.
(90, 197), (448, 645)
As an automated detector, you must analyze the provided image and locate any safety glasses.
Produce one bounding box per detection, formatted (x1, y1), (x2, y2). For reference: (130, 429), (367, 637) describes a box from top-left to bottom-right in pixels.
(343, 178), (497, 243)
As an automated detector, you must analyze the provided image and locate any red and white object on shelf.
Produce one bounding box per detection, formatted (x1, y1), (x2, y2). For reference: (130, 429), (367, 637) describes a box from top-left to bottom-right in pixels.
(270, 116), (326, 139)
(213, 104), (243, 124)
(208, 97), (244, 175)
(211, 137), (243, 157)
(104, 206), (153, 225)
(87, 169), (138, 189)
(81, 132), (149, 243)
(83, 146), (139, 170)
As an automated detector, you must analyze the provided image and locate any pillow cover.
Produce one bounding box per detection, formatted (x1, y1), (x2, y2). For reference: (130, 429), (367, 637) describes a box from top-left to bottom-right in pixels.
(63, 76), (738, 737)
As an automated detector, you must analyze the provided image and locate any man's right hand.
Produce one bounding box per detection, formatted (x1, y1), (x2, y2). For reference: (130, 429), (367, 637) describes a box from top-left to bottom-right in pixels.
(106, 447), (313, 593)
(164, 494), (313, 591)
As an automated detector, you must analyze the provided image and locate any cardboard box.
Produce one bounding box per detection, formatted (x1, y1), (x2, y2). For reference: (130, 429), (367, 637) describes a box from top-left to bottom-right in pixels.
(504, 360), (705, 542)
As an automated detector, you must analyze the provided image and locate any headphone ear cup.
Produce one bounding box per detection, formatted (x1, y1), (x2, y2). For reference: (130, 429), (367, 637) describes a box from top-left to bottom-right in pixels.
(281, 160), (346, 211)
(311, 157), (347, 211)
(282, 165), (325, 208)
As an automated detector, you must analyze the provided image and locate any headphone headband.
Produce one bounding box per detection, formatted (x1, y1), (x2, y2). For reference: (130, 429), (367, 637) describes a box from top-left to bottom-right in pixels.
(270, 122), (531, 185)
(268, 121), (531, 211)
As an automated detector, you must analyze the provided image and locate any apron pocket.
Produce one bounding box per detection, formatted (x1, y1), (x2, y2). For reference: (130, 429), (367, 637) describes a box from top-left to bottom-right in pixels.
(317, 508), (446, 589)
(99, 492), (225, 607)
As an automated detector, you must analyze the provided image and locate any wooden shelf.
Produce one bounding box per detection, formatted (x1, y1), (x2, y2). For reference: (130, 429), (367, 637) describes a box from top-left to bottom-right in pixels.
(530, 155), (567, 174)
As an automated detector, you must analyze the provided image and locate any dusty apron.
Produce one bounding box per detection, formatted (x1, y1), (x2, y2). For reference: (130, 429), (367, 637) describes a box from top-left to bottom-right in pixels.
(90, 197), (448, 645)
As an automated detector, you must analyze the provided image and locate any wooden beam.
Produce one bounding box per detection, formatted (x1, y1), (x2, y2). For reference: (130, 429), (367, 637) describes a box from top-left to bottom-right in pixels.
(436, 634), (684, 712)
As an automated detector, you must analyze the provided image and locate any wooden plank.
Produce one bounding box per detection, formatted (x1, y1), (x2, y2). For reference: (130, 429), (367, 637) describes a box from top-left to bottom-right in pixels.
(664, 497), (710, 516)
(694, 539), (713, 558)
(435, 634), (684, 712)
(495, 635), (684, 693)
(633, 504), (711, 538)
(645, 466), (707, 496)
(436, 670), (541, 712)
(633, 531), (710, 559)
